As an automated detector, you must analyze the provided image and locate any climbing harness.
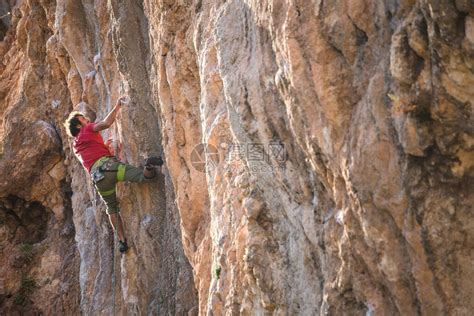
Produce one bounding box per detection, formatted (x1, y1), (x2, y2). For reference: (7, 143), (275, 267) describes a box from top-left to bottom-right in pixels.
(91, 168), (105, 184)
(90, 157), (113, 184)
(90, 157), (127, 200)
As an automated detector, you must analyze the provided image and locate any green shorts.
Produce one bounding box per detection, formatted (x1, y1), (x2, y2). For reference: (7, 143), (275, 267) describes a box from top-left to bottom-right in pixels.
(90, 157), (150, 214)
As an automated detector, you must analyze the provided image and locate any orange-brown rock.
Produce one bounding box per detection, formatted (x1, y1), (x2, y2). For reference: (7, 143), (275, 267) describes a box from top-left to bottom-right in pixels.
(0, 0), (472, 314)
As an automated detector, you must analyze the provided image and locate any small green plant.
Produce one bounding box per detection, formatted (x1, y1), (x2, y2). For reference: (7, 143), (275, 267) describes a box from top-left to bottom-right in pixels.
(18, 243), (34, 264)
(19, 243), (33, 253)
(215, 266), (221, 280)
(14, 275), (37, 306)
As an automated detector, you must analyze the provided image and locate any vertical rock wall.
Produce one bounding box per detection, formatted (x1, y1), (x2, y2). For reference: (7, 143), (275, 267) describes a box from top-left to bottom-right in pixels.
(0, 0), (196, 314)
(0, 0), (472, 315)
(146, 0), (473, 314)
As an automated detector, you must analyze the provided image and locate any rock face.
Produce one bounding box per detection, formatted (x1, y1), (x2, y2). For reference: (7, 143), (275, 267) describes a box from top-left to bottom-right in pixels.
(1, 0), (473, 315)
(0, 0), (196, 314)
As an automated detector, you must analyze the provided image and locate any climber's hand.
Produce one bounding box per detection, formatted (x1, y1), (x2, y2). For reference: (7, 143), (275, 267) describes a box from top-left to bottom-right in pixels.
(93, 54), (101, 69)
(106, 139), (115, 155)
(116, 96), (129, 106)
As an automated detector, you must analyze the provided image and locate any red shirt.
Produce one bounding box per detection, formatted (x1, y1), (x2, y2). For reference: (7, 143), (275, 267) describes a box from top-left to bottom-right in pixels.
(73, 123), (112, 172)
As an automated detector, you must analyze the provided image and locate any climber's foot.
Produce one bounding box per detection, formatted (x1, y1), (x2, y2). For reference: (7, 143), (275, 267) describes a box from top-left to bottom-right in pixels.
(145, 156), (163, 168)
(118, 240), (129, 254)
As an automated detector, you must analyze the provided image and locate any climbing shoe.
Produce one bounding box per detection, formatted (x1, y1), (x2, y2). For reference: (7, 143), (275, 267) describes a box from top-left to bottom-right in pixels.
(145, 156), (163, 169)
(118, 240), (129, 254)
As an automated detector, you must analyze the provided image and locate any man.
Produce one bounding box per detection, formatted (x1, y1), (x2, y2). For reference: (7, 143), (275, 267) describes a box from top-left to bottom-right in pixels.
(64, 97), (163, 253)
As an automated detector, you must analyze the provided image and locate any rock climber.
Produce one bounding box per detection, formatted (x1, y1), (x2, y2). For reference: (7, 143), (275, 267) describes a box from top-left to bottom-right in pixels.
(64, 96), (163, 253)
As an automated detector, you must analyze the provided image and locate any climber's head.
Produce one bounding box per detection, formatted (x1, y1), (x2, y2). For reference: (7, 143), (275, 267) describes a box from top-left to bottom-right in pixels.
(64, 111), (90, 137)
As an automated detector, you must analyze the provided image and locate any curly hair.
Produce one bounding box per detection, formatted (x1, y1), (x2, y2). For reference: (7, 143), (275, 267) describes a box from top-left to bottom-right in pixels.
(64, 111), (85, 137)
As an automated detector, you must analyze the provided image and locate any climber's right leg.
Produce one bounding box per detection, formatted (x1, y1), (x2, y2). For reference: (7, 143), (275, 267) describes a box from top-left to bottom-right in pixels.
(108, 212), (126, 242)
(107, 212), (128, 253)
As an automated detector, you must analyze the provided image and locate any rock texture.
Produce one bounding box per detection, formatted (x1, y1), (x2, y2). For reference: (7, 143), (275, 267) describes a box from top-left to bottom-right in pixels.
(0, 0), (196, 314)
(1, 0), (473, 315)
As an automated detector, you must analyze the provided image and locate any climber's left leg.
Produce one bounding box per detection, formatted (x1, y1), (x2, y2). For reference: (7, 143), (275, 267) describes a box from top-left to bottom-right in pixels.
(115, 163), (149, 182)
(116, 158), (163, 183)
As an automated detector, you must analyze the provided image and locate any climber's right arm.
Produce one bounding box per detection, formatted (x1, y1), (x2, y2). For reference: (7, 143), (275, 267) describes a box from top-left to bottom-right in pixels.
(93, 97), (126, 132)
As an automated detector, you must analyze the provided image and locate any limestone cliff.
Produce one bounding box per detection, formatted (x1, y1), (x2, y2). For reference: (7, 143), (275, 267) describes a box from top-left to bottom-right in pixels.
(0, 0), (473, 315)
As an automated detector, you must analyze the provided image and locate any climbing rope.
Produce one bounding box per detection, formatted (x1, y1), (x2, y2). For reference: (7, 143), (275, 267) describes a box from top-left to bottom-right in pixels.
(93, 40), (119, 315)
(97, 56), (111, 111)
(112, 232), (117, 316)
